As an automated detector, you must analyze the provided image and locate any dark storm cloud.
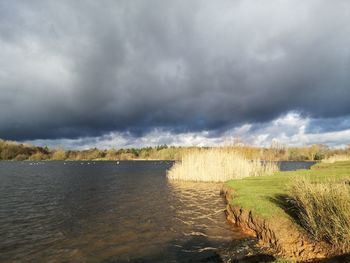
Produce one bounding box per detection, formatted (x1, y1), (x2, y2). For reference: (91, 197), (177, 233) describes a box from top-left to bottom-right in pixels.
(1, 0), (350, 141)
(306, 115), (350, 133)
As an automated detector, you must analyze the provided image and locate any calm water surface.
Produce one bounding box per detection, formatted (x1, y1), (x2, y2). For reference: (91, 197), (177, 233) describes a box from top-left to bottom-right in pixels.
(0, 161), (314, 262)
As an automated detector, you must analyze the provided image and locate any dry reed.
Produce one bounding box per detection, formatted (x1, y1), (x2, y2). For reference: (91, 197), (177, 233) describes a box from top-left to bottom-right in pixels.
(322, 154), (350, 163)
(289, 178), (350, 251)
(167, 148), (278, 182)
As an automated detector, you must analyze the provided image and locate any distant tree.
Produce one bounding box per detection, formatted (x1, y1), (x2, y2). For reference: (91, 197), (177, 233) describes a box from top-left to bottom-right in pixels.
(15, 154), (28, 161)
(156, 144), (168, 151)
(119, 152), (134, 160)
(51, 149), (66, 160)
(28, 152), (47, 161)
(105, 149), (117, 160)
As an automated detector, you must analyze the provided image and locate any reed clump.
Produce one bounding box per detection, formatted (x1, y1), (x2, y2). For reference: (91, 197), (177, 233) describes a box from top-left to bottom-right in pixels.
(289, 178), (350, 252)
(167, 148), (278, 182)
(322, 154), (350, 163)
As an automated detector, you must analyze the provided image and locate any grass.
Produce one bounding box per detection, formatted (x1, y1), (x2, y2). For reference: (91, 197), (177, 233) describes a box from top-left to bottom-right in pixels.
(226, 161), (350, 219)
(226, 161), (350, 251)
(167, 148), (278, 182)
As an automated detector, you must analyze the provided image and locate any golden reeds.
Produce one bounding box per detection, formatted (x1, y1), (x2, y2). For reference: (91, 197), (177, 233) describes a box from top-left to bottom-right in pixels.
(322, 154), (350, 163)
(289, 178), (350, 251)
(167, 148), (278, 182)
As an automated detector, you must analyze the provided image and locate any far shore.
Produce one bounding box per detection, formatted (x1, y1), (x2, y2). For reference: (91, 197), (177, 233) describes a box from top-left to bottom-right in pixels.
(1, 138), (349, 162)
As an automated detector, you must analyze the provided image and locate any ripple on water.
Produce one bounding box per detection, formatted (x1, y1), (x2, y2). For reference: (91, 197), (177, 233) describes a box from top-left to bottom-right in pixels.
(0, 161), (268, 263)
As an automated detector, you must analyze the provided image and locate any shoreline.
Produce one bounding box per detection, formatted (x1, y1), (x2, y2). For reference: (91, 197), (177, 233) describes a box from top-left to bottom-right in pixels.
(220, 161), (350, 262)
(220, 185), (329, 261)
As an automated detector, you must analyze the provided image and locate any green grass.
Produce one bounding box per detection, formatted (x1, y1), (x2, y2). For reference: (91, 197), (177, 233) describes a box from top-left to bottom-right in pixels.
(225, 161), (350, 219)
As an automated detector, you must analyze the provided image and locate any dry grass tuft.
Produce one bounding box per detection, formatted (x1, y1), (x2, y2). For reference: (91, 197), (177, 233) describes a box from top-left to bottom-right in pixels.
(167, 148), (278, 182)
(322, 154), (350, 163)
(289, 178), (350, 251)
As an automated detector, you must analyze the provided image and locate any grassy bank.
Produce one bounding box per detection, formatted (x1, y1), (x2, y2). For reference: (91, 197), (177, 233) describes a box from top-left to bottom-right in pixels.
(226, 161), (350, 253)
(226, 161), (350, 218)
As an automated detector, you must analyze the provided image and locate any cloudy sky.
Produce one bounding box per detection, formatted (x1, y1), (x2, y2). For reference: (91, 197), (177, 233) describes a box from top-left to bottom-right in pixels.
(1, 0), (350, 149)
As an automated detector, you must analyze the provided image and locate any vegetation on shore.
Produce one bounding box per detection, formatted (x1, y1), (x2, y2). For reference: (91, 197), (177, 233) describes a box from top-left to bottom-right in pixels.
(0, 139), (182, 161)
(167, 148), (278, 182)
(226, 161), (350, 253)
(1, 138), (350, 162)
(322, 154), (350, 163)
(289, 177), (350, 251)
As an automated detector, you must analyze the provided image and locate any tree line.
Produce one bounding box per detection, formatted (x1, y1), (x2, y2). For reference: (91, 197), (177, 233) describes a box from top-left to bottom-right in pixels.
(0, 138), (349, 161)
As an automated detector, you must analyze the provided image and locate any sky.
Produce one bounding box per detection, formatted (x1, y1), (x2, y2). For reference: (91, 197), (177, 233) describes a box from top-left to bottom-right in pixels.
(0, 0), (350, 149)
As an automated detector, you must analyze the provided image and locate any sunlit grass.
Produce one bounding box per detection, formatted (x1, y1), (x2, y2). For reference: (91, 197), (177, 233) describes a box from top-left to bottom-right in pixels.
(226, 162), (350, 218)
(226, 161), (350, 252)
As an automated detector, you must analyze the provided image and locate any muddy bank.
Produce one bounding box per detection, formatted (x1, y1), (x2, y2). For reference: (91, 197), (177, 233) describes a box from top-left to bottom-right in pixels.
(220, 185), (333, 262)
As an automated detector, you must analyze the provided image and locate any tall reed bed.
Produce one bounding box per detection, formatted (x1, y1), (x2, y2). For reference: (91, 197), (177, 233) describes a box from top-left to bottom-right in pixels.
(289, 178), (350, 251)
(167, 148), (278, 182)
(322, 154), (350, 163)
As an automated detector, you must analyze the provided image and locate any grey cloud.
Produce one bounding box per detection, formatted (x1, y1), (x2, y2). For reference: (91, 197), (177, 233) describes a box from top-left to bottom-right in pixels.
(307, 115), (350, 133)
(0, 0), (350, 141)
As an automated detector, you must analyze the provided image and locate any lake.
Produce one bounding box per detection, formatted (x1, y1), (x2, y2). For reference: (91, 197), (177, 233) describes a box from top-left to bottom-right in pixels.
(0, 161), (315, 262)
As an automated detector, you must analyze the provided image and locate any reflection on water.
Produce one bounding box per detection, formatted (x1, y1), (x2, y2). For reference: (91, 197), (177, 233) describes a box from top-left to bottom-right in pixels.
(0, 161), (313, 262)
(168, 181), (251, 262)
(169, 181), (234, 242)
(0, 161), (259, 263)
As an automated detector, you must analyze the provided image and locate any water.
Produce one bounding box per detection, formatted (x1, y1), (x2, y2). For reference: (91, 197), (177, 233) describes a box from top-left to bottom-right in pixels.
(0, 161), (314, 262)
(278, 161), (316, 171)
